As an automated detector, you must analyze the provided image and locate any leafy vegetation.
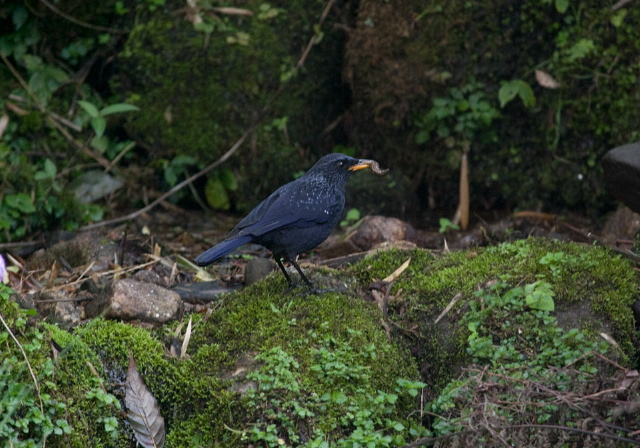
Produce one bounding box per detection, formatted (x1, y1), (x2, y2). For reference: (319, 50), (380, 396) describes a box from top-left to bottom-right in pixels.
(244, 331), (428, 447)
(0, 284), (71, 447)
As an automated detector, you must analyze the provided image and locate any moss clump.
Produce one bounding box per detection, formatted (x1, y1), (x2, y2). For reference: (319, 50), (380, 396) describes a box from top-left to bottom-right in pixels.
(10, 269), (419, 447)
(352, 237), (638, 392)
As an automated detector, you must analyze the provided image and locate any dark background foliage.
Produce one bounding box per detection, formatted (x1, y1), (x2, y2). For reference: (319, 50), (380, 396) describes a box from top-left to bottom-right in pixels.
(1, 0), (638, 242)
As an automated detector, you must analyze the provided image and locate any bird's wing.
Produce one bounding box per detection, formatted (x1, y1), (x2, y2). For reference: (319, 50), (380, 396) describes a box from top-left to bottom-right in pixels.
(230, 181), (337, 237)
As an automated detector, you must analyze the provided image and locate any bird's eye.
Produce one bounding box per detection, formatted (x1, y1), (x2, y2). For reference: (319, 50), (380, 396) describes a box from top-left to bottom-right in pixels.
(337, 161), (346, 168)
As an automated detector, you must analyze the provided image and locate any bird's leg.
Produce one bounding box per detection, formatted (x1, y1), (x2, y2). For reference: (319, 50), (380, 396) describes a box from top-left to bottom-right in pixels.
(288, 257), (315, 291)
(275, 257), (295, 287)
(288, 257), (335, 295)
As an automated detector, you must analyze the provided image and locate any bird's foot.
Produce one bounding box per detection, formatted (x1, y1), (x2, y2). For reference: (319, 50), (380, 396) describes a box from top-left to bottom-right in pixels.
(303, 285), (335, 296)
(284, 282), (333, 295)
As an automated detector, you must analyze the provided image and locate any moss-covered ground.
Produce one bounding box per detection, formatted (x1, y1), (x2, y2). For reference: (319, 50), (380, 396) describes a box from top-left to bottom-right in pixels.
(1, 237), (638, 447)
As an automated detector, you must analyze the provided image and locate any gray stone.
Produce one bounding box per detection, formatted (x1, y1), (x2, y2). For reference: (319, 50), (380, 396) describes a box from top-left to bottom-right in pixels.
(33, 290), (88, 329)
(171, 281), (237, 303)
(244, 258), (274, 285)
(602, 142), (640, 213)
(86, 278), (183, 324)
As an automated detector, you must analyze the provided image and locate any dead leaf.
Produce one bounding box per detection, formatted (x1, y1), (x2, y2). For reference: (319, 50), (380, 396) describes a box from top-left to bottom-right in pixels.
(212, 7), (254, 16)
(0, 114), (9, 139)
(5, 101), (28, 116)
(535, 69), (560, 89)
(435, 292), (463, 324)
(600, 332), (622, 352)
(383, 257), (411, 282)
(180, 315), (193, 359)
(126, 355), (166, 448)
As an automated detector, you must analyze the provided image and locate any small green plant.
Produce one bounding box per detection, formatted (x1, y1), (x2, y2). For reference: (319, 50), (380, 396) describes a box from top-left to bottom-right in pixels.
(86, 382), (121, 439)
(464, 280), (606, 369)
(498, 79), (536, 108)
(77, 100), (139, 153)
(340, 208), (361, 228)
(243, 330), (429, 447)
(414, 78), (500, 147)
(0, 284), (72, 446)
(430, 278), (615, 442)
(523, 280), (555, 311)
(438, 217), (459, 233)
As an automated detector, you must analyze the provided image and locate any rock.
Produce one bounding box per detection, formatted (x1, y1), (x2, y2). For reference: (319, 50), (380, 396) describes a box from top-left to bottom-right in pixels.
(602, 142), (640, 213)
(86, 278), (183, 324)
(68, 170), (124, 204)
(27, 232), (147, 272)
(244, 258), (275, 285)
(33, 290), (88, 328)
(133, 269), (166, 287)
(349, 215), (423, 251)
(602, 207), (640, 241)
(318, 216), (425, 258)
(171, 281), (238, 303)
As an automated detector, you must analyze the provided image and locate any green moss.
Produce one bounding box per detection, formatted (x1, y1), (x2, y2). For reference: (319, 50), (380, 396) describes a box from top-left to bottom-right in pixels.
(190, 276), (417, 391)
(352, 237), (638, 392)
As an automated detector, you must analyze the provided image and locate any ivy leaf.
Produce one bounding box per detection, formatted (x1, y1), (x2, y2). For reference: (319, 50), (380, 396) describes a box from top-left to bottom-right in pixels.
(566, 38), (594, 62)
(498, 80), (536, 109)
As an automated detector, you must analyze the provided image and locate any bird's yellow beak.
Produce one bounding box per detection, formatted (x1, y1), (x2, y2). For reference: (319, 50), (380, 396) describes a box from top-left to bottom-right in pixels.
(348, 160), (375, 172)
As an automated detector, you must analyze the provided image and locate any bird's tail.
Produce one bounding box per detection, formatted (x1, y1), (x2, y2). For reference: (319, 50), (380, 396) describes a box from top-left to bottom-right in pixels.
(194, 235), (253, 266)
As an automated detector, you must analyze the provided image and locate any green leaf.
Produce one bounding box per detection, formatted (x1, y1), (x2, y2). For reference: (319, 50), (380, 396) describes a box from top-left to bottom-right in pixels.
(219, 168), (238, 191)
(44, 158), (57, 178)
(12, 6), (29, 29)
(555, 0), (569, 13)
(4, 193), (36, 213)
(415, 129), (429, 144)
(78, 100), (100, 118)
(610, 10), (627, 28)
(498, 80), (536, 108)
(100, 103), (140, 116)
(91, 135), (109, 153)
(205, 177), (230, 210)
(345, 208), (361, 221)
(91, 116), (107, 138)
(23, 54), (43, 71)
(525, 281), (555, 311)
(566, 38), (595, 62)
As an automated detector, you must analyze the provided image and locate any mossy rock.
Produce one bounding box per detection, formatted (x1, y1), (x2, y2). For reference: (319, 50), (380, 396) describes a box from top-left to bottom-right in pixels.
(30, 276), (420, 447)
(352, 237), (638, 393)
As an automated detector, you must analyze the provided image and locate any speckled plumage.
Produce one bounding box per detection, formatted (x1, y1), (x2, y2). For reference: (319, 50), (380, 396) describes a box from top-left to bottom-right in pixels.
(195, 153), (372, 290)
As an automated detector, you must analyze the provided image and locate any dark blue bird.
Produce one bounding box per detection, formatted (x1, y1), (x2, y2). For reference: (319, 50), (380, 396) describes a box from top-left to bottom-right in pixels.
(194, 153), (379, 290)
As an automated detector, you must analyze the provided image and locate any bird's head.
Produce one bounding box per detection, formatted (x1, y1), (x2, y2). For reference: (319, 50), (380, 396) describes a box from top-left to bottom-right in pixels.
(306, 153), (387, 182)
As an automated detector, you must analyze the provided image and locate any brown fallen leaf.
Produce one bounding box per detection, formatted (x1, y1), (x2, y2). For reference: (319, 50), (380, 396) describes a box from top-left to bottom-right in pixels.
(126, 355), (165, 448)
